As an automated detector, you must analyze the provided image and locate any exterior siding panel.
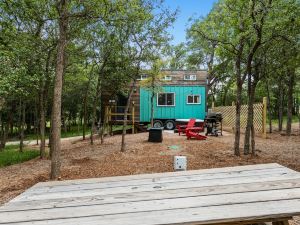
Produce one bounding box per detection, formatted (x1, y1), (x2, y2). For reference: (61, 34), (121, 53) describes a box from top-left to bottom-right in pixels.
(140, 86), (206, 122)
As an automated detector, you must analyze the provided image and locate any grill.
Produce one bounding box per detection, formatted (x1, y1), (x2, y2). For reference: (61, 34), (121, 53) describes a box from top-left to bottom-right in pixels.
(204, 112), (223, 137)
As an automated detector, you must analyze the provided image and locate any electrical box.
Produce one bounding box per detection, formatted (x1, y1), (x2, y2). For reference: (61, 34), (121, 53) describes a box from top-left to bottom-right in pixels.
(174, 156), (187, 171)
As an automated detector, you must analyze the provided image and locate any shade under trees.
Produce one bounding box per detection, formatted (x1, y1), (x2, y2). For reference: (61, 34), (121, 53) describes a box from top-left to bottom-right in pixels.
(0, 0), (176, 179)
(187, 0), (300, 156)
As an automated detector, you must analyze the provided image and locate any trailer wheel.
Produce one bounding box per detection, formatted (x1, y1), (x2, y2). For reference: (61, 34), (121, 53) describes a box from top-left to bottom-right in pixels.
(153, 120), (163, 128)
(164, 120), (175, 130)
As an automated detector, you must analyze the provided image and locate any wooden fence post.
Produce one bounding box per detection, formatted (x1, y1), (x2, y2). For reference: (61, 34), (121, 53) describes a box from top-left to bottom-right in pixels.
(262, 97), (267, 139)
(104, 106), (108, 135)
(108, 106), (112, 122)
(212, 102), (215, 111)
(132, 101), (135, 134)
(108, 106), (113, 135)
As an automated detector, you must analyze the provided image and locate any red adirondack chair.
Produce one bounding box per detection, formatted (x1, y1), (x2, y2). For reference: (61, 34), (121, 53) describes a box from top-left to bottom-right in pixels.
(186, 128), (207, 140)
(176, 118), (196, 136)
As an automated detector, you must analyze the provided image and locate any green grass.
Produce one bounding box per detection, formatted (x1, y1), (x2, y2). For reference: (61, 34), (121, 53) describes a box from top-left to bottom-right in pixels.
(112, 125), (133, 131)
(8, 124), (133, 142)
(0, 145), (39, 167)
(20, 125), (91, 141)
(23, 133), (48, 141)
(271, 115), (299, 125)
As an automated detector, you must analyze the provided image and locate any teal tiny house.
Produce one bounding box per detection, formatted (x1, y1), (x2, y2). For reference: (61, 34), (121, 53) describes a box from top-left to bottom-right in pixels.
(131, 70), (207, 130)
(140, 86), (206, 122)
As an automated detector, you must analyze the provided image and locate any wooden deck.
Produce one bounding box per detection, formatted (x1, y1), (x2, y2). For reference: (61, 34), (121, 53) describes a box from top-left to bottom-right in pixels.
(1, 163), (300, 224)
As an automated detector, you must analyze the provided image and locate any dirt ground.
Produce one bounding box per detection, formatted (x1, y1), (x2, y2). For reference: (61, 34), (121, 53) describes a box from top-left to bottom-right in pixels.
(0, 130), (300, 223)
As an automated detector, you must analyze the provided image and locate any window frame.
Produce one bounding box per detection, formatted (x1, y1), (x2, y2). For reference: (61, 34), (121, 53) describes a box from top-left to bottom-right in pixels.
(139, 74), (148, 80)
(186, 94), (201, 105)
(157, 92), (176, 107)
(184, 74), (197, 81)
(163, 75), (172, 81)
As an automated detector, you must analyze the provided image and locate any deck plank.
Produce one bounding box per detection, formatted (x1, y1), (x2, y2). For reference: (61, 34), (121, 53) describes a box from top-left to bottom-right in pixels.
(3, 200), (300, 225)
(1, 188), (300, 223)
(2, 178), (300, 212)
(31, 163), (285, 188)
(22, 167), (292, 195)
(12, 172), (300, 202)
(1, 163), (300, 225)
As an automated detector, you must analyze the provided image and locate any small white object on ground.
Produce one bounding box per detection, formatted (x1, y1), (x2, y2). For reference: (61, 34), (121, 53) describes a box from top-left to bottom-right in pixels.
(174, 156), (187, 171)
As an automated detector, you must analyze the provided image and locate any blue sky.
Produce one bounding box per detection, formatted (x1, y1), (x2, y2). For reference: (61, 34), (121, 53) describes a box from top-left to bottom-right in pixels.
(164, 0), (217, 45)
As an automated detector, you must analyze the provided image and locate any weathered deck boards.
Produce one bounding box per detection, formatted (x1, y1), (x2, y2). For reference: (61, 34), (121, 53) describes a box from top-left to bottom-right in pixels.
(1, 163), (300, 225)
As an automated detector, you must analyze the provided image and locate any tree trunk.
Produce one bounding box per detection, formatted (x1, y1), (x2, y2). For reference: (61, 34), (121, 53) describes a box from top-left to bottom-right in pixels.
(90, 103), (97, 145)
(297, 93), (300, 131)
(39, 91), (46, 159)
(243, 0), (269, 153)
(121, 81), (136, 152)
(39, 74), (52, 159)
(244, 76), (256, 155)
(67, 114), (72, 132)
(49, 112), (53, 158)
(286, 68), (295, 136)
(35, 101), (39, 145)
(278, 80), (284, 131)
(40, 45), (53, 159)
(234, 84), (242, 157)
(0, 113), (8, 151)
(0, 113), (3, 151)
(91, 60), (107, 145)
(266, 81), (272, 133)
(222, 87), (228, 106)
(243, 55), (262, 154)
(233, 32), (245, 157)
(50, 0), (68, 180)
(39, 77), (48, 159)
(206, 43), (216, 112)
(97, 89), (102, 138)
(62, 112), (67, 133)
(82, 67), (93, 140)
(27, 111), (32, 134)
(244, 59), (260, 155)
(19, 102), (25, 153)
(250, 123), (256, 155)
(98, 115), (104, 144)
(244, 74), (252, 154)
(8, 108), (14, 136)
(90, 71), (103, 145)
(233, 49), (244, 157)
(83, 96), (87, 140)
(90, 93), (99, 145)
(150, 92), (154, 127)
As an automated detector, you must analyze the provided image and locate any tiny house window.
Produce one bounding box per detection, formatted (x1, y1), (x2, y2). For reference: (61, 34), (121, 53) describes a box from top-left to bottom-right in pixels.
(157, 93), (175, 106)
(140, 74), (148, 80)
(184, 74), (197, 81)
(187, 95), (201, 104)
(163, 75), (172, 81)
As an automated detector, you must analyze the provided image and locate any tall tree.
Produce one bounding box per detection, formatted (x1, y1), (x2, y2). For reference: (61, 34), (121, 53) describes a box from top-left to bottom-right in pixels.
(50, 0), (69, 179)
(140, 60), (165, 127)
(187, 0), (300, 155)
(243, 0), (273, 155)
(119, 0), (176, 152)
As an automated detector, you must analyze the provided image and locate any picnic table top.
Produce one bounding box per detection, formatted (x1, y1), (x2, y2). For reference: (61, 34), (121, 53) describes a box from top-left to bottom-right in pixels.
(1, 163), (300, 225)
